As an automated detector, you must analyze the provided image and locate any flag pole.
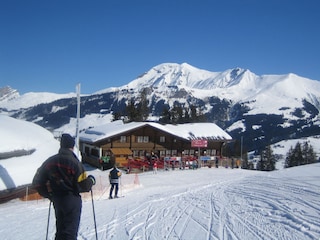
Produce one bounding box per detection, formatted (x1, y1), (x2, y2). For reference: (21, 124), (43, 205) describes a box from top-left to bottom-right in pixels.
(75, 83), (81, 156)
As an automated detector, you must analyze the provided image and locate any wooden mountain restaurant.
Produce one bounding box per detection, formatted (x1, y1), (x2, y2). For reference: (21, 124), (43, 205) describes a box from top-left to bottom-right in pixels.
(79, 120), (233, 170)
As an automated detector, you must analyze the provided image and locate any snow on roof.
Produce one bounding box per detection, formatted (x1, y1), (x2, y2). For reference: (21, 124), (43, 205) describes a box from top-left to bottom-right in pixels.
(164, 122), (232, 140)
(79, 121), (232, 143)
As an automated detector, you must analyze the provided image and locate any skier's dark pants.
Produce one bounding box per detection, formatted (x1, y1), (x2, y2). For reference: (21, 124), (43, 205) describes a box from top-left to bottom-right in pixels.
(52, 194), (82, 240)
(110, 183), (119, 197)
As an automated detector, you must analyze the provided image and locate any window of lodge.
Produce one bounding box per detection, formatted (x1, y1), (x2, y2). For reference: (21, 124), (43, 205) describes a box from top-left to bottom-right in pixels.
(159, 150), (165, 156)
(160, 136), (165, 142)
(120, 136), (126, 143)
(137, 136), (149, 143)
(90, 148), (99, 158)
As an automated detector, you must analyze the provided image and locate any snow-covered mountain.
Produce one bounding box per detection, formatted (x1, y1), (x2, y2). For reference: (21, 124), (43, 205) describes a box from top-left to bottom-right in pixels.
(1, 63), (320, 154)
(0, 86), (19, 102)
(110, 63), (320, 118)
(0, 88), (76, 111)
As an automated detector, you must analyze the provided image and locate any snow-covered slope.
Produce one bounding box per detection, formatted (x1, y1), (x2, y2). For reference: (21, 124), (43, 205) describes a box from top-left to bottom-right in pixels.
(0, 87), (76, 110)
(244, 74), (320, 116)
(1, 159), (320, 240)
(0, 115), (59, 190)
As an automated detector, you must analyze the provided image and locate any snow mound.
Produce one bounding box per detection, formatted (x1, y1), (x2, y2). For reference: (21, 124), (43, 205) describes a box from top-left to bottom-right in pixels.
(0, 115), (59, 190)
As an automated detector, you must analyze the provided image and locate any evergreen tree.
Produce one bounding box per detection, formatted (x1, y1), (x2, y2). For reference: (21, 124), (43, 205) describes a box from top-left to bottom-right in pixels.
(184, 108), (191, 123)
(174, 106), (184, 124)
(169, 106), (179, 124)
(190, 105), (198, 122)
(284, 141), (317, 168)
(307, 144), (317, 164)
(188, 105), (207, 122)
(125, 99), (139, 122)
(159, 104), (207, 124)
(284, 146), (294, 168)
(302, 142), (317, 165)
(293, 142), (303, 166)
(159, 106), (171, 124)
(264, 145), (276, 171)
(137, 88), (149, 121)
(196, 108), (207, 122)
(257, 145), (276, 171)
(124, 89), (150, 122)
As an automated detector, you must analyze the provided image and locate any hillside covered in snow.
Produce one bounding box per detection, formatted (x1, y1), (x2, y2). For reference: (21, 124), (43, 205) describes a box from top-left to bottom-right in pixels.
(1, 62), (320, 156)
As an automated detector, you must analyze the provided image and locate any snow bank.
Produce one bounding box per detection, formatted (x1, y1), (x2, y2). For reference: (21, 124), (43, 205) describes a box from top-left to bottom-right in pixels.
(0, 115), (59, 190)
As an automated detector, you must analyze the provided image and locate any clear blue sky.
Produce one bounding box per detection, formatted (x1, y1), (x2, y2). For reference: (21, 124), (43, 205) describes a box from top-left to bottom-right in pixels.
(1, 0), (319, 94)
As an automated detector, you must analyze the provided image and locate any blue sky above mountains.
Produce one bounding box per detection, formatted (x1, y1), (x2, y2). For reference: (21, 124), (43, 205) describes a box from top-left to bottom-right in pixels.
(1, 0), (319, 94)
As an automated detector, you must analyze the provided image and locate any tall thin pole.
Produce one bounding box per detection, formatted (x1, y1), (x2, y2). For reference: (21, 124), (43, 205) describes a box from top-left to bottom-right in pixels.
(46, 201), (52, 240)
(241, 136), (243, 162)
(75, 84), (81, 153)
(91, 189), (98, 240)
(198, 147), (201, 168)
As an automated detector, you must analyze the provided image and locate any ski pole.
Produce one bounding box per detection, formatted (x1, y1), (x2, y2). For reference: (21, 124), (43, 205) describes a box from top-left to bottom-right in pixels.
(91, 189), (98, 240)
(46, 201), (52, 240)
(119, 177), (122, 197)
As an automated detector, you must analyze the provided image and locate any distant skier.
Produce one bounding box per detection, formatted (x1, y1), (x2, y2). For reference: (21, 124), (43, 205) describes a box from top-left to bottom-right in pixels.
(153, 161), (158, 174)
(151, 151), (158, 160)
(109, 166), (122, 199)
(151, 151), (159, 173)
(215, 157), (219, 168)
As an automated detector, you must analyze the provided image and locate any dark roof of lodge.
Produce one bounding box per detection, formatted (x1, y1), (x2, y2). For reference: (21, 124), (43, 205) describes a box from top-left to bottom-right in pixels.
(79, 120), (232, 144)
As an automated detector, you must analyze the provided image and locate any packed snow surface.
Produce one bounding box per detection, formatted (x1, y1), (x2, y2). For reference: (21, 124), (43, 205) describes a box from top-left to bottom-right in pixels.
(1, 164), (319, 240)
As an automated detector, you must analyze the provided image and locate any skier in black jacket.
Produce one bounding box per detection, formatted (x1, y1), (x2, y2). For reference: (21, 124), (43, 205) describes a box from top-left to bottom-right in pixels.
(109, 166), (122, 199)
(33, 133), (95, 240)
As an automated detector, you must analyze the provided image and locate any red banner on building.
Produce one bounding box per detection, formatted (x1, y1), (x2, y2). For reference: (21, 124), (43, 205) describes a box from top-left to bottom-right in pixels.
(191, 139), (207, 148)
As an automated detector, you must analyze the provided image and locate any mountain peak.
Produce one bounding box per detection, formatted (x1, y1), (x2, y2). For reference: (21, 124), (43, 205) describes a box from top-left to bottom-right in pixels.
(125, 63), (252, 91)
(0, 86), (19, 102)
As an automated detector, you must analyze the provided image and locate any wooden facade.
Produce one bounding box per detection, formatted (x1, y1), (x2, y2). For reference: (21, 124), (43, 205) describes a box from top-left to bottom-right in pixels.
(80, 123), (230, 169)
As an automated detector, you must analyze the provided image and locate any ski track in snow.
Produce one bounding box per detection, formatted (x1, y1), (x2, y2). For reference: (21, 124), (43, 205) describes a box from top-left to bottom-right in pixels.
(1, 167), (320, 240)
(88, 170), (320, 240)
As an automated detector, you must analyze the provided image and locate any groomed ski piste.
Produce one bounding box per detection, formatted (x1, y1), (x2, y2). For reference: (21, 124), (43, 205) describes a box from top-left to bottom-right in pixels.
(1, 164), (320, 240)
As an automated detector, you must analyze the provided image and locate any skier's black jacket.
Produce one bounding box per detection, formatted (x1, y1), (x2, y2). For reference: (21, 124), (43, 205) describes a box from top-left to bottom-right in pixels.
(32, 148), (93, 198)
(109, 167), (121, 184)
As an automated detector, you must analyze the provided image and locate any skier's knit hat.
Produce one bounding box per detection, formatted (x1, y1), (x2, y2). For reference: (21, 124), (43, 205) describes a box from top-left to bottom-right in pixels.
(60, 134), (75, 149)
